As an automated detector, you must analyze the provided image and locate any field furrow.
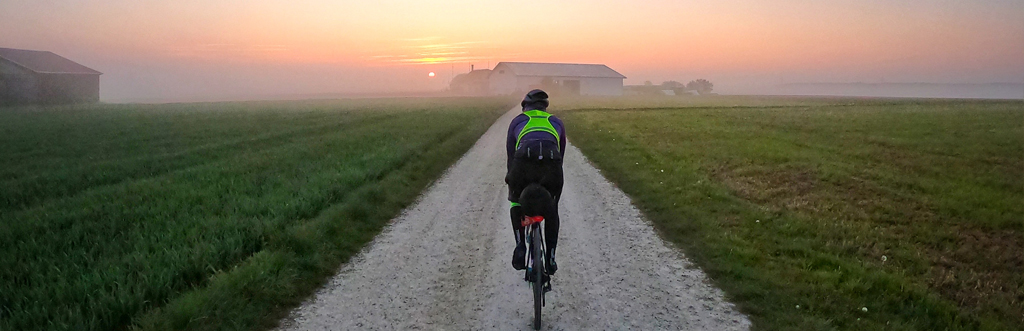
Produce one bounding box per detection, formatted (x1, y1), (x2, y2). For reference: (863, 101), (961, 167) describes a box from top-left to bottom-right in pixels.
(0, 97), (512, 330)
(0, 111), (405, 211)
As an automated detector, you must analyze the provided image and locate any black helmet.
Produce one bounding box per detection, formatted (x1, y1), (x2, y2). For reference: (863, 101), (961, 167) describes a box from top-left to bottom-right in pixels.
(521, 89), (549, 110)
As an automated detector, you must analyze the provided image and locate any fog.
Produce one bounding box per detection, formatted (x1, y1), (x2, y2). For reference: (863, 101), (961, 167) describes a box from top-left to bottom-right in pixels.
(88, 59), (1024, 102)
(95, 60), (453, 103)
(2, 0), (1022, 102)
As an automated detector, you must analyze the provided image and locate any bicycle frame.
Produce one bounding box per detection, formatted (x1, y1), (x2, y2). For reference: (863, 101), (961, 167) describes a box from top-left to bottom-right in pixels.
(522, 216), (546, 279)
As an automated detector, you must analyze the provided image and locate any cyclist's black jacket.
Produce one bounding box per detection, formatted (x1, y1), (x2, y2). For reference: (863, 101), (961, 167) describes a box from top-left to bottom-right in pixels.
(505, 108), (567, 171)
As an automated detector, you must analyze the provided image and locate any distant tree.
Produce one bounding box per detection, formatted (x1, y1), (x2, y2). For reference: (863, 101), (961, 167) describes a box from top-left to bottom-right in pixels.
(661, 80), (684, 89)
(687, 79), (714, 95)
(637, 80), (664, 95)
(661, 81), (687, 96)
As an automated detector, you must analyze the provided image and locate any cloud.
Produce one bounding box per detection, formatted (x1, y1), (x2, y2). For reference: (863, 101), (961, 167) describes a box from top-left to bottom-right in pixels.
(370, 40), (507, 65)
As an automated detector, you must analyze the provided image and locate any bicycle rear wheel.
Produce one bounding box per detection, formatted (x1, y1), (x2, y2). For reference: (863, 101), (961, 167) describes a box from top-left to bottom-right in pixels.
(532, 225), (544, 330)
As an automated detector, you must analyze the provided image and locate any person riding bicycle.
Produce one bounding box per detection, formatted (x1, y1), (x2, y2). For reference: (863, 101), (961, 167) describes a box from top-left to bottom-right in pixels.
(505, 89), (566, 275)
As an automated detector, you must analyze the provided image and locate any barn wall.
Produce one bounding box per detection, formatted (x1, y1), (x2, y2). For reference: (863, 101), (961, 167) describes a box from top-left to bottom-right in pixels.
(581, 78), (623, 96)
(515, 76), (545, 93)
(449, 74), (490, 96)
(38, 74), (100, 104)
(0, 59), (40, 105)
(489, 62), (624, 96)
(489, 64), (519, 95)
(509, 76), (623, 96)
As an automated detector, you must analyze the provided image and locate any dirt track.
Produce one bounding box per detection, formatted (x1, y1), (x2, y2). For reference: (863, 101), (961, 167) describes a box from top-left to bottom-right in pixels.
(277, 108), (750, 330)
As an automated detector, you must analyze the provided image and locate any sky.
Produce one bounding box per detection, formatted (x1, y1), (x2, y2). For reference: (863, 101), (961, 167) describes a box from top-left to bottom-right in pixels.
(2, 0), (1022, 101)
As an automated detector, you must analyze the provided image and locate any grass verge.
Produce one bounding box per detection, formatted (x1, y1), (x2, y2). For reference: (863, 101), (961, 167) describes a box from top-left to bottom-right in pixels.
(0, 97), (512, 330)
(555, 96), (1023, 330)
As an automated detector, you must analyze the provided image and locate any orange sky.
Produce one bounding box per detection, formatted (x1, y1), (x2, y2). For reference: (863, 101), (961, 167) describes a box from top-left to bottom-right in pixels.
(2, 0), (1022, 101)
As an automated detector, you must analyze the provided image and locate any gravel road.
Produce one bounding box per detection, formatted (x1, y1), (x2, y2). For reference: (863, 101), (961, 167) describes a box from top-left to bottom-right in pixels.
(277, 108), (750, 330)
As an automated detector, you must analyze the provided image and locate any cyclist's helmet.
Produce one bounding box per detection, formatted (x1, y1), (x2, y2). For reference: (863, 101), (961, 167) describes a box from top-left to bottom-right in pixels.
(521, 89), (549, 110)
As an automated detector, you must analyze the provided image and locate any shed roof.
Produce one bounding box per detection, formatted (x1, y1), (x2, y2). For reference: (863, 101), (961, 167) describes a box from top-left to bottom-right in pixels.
(0, 47), (102, 75)
(452, 69), (492, 84)
(496, 62), (625, 79)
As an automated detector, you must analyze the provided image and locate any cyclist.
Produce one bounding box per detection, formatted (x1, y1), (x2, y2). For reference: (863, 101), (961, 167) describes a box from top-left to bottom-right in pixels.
(505, 89), (566, 276)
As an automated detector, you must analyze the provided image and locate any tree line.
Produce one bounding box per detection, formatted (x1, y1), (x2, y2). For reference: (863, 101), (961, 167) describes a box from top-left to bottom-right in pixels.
(634, 79), (714, 96)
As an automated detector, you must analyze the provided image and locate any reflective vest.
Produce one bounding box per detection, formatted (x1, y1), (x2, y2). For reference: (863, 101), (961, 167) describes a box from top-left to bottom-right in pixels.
(515, 110), (560, 150)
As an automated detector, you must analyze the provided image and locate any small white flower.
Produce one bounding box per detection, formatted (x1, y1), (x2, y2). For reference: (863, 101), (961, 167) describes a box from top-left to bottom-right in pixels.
(861, 307), (868, 312)
(881, 255), (888, 262)
(756, 220), (760, 223)
(660, 169), (664, 172)
(795, 305), (800, 309)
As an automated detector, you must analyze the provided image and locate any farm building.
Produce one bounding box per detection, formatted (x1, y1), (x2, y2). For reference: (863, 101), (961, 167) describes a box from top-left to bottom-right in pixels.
(0, 47), (101, 105)
(489, 62), (625, 96)
(449, 68), (491, 96)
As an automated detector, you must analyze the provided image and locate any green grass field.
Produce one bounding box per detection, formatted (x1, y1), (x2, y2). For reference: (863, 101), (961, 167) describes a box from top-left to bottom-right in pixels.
(0, 97), (512, 330)
(554, 96), (1023, 331)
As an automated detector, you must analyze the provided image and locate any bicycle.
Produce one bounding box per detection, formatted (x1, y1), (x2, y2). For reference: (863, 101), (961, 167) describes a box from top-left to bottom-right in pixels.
(521, 214), (551, 330)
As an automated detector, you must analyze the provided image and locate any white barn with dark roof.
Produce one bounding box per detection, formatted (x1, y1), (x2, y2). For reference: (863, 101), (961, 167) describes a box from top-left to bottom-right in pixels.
(0, 47), (102, 105)
(489, 62), (625, 96)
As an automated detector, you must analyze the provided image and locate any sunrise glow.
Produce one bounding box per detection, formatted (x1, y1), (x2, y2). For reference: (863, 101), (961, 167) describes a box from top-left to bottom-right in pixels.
(1, 0), (1020, 101)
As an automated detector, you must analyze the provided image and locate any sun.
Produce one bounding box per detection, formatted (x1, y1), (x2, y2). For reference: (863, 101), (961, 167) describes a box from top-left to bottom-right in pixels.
(428, 72), (435, 77)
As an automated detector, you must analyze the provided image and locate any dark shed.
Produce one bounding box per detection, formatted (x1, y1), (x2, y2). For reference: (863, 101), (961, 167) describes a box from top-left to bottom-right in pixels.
(0, 47), (102, 105)
(449, 69), (491, 95)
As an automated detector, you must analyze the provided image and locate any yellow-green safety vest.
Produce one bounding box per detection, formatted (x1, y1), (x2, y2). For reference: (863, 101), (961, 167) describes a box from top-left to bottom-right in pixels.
(515, 110), (560, 150)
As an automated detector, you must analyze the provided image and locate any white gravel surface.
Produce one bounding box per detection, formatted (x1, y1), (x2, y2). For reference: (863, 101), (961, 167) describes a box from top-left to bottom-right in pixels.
(277, 108), (750, 330)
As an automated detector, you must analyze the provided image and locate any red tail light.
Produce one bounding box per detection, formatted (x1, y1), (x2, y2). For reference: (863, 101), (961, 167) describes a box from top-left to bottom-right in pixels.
(522, 215), (545, 227)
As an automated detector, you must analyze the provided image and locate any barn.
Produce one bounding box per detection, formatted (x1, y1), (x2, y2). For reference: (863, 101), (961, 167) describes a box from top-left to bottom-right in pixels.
(0, 47), (102, 105)
(449, 68), (492, 96)
(488, 62), (625, 96)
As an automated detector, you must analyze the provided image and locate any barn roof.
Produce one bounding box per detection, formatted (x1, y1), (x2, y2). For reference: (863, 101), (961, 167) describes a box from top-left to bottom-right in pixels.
(452, 69), (492, 83)
(452, 69), (491, 85)
(495, 62), (625, 79)
(0, 47), (102, 75)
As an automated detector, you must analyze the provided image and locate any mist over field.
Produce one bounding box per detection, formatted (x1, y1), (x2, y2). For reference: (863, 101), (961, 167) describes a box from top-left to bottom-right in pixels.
(96, 62), (452, 103)
(2, 1), (1023, 330)
(726, 82), (1024, 99)
(2, 0), (1022, 102)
